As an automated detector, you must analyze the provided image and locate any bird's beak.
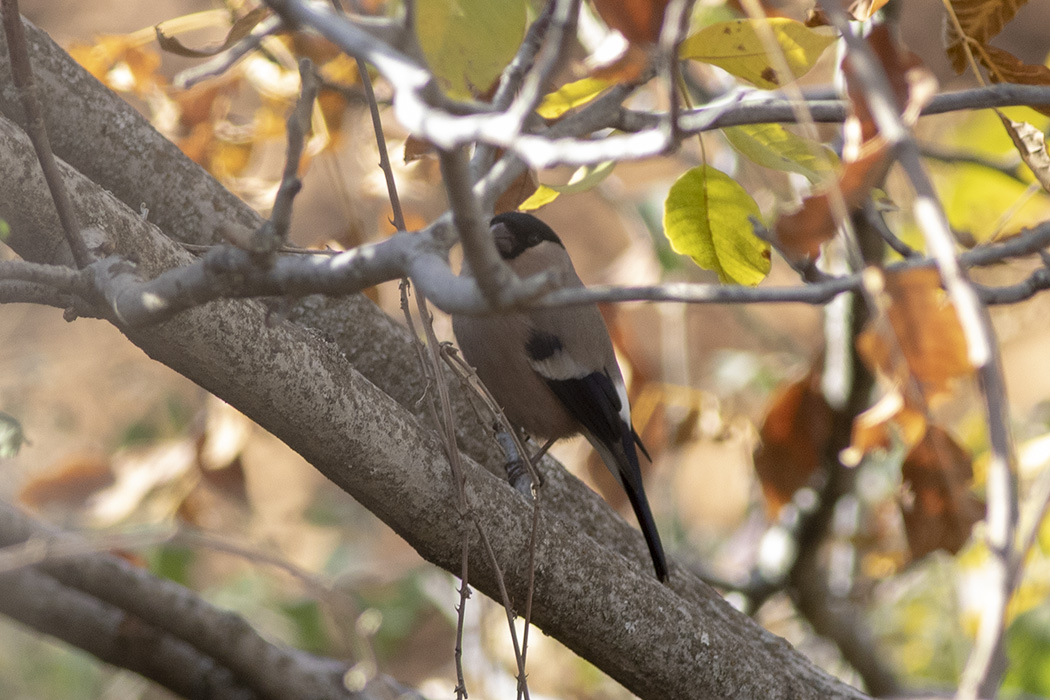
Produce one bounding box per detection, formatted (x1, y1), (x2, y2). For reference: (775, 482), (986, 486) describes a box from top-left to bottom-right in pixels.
(492, 222), (515, 258)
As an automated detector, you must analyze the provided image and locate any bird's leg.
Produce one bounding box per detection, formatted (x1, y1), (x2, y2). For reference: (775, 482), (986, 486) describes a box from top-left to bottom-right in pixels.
(494, 426), (533, 496)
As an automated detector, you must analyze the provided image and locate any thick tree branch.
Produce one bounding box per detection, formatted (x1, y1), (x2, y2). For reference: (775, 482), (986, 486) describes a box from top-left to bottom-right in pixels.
(0, 55), (868, 700)
(0, 503), (415, 700)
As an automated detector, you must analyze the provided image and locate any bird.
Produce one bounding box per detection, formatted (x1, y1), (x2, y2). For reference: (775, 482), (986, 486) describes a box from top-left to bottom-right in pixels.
(452, 211), (668, 582)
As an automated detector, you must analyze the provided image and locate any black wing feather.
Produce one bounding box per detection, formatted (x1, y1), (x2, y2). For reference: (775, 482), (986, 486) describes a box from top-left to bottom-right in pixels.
(543, 370), (625, 446)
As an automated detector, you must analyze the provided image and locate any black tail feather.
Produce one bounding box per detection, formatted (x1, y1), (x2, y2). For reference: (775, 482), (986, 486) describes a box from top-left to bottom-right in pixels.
(615, 431), (668, 582)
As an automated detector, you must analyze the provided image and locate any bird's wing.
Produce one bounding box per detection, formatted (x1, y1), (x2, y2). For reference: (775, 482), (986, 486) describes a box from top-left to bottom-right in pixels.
(524, 329), (625, 446)
(525, 326), (668, 581)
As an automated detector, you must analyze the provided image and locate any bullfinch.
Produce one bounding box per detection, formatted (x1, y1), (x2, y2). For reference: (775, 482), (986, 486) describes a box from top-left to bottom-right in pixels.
(452, 212), (668, 582)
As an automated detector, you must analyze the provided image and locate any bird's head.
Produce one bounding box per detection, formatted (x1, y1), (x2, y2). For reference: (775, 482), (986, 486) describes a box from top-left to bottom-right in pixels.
(491, 212), (564, 260)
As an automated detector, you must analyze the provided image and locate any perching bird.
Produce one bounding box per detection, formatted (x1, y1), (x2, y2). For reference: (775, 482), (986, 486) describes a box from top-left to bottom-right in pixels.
(452, 211), (668, 582)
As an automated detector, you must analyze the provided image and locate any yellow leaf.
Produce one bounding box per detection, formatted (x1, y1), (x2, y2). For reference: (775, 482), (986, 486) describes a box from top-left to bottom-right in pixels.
(519, 185), (560, 211)
(518, 162), (615, 211)
(935, 161), (1050, 243)
(723, 123), (838, 184)
(679, 18), (836, 89)
(537, 77), (613, 120)
(663, 165), (770, 285)
(416, 0), (527, 99)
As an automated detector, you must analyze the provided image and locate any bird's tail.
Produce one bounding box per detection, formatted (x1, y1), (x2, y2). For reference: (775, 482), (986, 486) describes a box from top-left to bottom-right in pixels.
(592, 435), (669, 582)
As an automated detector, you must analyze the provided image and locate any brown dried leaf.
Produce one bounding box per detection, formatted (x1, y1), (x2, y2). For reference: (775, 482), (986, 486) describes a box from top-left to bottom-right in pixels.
(845, 24), (928, 144)
(592, 0), (670, 45)
(901, 426), (984, 558)
(156, 7), (271, 59)
(590, 44), (652, 84)
(404, 135), (435, 163)
(998, 111), (1050, 192)
(842, 388), (928, 464)
(975, 45), (1050, 117)
(19, 455), (115, 510)
(754, 368), (835, 516)
(773, 25), (934, 262)
(944, 0), (1029, 73)
(774, 141), (892, 260)
(857, 267), (973, 404)
(494, 169), (539, 214)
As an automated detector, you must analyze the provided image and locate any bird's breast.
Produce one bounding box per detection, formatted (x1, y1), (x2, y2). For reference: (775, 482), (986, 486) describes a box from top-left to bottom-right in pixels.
(452, 311), (580, 440)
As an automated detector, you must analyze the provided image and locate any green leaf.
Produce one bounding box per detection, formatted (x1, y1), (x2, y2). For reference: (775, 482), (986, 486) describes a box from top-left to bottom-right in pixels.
(679, 18), (836, 89)
(519, 161), (616, 211)
(0, 218), (9, 241)
(723, 123), (839, 184)
(536, 77), (613, 119)
(0, 411), (25, 457)
(663, 165), (770, 285)
(281, 599), (329, 653)
(416, 0), (527, 99)
(1003, 602), (1050, 696)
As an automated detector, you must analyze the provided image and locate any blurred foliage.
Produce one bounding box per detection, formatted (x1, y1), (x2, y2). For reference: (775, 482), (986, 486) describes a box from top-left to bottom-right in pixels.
(7, 0), (1050, 698)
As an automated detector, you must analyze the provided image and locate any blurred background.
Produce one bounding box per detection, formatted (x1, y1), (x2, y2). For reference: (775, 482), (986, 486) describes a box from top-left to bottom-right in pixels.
(4, 0), (1050, 698)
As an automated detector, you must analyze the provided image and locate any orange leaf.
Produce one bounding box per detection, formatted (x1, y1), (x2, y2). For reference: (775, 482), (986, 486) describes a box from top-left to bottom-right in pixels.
(842, 388), (928, 464)
(19, 455), (115, 510)
(900, 426), (984, 558)
(774, 141), (892, 261)
(754, 369), (835, 516)
(592, 0), (670, 45)
(858, 267), (973, 404)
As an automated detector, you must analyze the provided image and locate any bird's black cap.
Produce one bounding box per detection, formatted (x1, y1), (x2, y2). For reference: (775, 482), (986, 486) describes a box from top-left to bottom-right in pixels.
(491, 212), (564, 259)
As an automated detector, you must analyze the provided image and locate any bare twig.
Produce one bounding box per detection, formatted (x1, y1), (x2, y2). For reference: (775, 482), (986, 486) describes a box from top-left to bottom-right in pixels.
(442, 146), (522, 307)
(499, 0), (581, 140)
(471, 0), (556, 177)
(1, 0), (92, 267)
(252, 59), (320, 254)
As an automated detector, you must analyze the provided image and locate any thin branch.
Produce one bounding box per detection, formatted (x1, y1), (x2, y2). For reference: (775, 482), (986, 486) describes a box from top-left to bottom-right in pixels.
(356, 58), (405, 231)
(1, 0), (92, 266)
(920, 142), (1025, 184)
(471, 0), (556, 177)
(499, 0), (581, 140)
(252, 59), (320, 254)
(18, 210), (1050, 329)
(441, 146), (524, 307)
(815, 7), (1018, 699)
